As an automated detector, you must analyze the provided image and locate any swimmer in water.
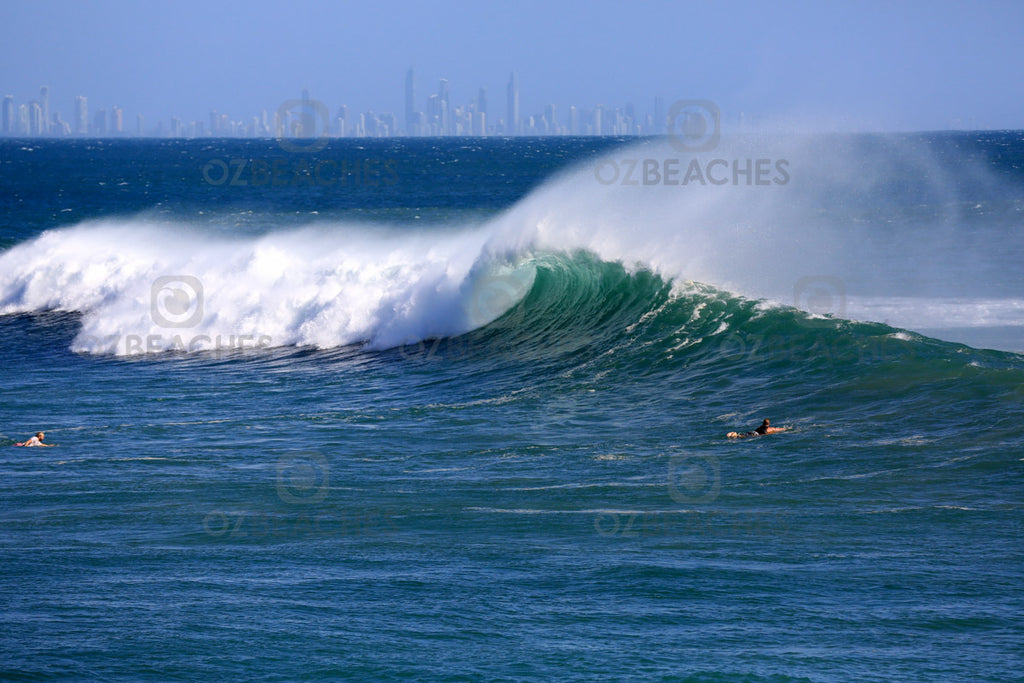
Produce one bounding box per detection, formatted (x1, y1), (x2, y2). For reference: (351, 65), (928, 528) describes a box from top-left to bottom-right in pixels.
(727, 419), (789, 439)
(15, 432), (56, 447)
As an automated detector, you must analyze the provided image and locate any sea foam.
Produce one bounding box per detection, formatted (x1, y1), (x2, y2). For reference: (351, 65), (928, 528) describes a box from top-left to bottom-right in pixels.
(0, 220), (534, 354)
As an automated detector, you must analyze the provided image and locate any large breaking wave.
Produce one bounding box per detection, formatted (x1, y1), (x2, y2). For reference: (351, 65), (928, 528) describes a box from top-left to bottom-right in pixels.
(1, 133), (1022, 355)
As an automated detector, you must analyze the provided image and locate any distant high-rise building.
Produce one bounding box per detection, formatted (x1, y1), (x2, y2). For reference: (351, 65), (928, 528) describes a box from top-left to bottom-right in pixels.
(506, 72), (519, 135)
(335, 105), (349, 137)
(2, 95), (14, 135)
(568, 105), (579, 135)
(137, 114), (144, 136)
(39, 86), (50, 135)
(112, 106), (123, 134)
(593, 105), (604, 136)
(52, 113), (70, 136)
(17, 104), (30, 136)
(438, 79), (450, 135)
(382, 112), (397, 137)
(477, 87), (487, 118)
(426, 94), (440, 135)
(404, 68), (416, 135)
(544, 104), (557, 135)
(29, 102), (44, 136)
(74, 96), (88, 135)
(298, 89), (315, 138)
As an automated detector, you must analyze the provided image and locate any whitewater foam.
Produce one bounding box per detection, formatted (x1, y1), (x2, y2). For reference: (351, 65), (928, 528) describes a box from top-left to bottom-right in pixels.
(0, 220), (533, 354)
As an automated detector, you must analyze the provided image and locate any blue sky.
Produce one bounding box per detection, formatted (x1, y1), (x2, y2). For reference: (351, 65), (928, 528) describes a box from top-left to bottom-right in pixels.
(2, 0), (1022, 132)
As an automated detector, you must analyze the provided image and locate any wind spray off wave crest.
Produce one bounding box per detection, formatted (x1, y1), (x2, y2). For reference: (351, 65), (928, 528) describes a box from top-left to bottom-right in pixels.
(484, 132), (1024, 349)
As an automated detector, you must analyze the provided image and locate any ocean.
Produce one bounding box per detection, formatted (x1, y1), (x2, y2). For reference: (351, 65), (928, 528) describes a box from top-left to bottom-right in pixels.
(1, 132), (1023, 681)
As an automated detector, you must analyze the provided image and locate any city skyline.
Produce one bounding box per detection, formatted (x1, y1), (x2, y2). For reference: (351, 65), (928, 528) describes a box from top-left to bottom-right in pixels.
(3, 2), (1022, 137)
(2, 70), (689, 139)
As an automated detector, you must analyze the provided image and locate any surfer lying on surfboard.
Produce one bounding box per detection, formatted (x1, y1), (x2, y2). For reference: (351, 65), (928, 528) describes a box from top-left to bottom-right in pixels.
(14, 432), (56, 447)
(727, 419), (789, 439)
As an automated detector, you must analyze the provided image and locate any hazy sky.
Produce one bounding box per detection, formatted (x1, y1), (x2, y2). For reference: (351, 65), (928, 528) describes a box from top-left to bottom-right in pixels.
(2, 0), (1022, 132)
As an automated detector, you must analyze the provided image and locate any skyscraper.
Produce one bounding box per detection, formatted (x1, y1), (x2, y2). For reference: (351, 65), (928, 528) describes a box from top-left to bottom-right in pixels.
(2, 95), (14, 135)
(335, 105), (349, 137)
(474, 87), (488, 136)
(506, 72), (519, 135)
(544, 104), (557, 134)
(17, 104), (29, 136)
(299, 89), (315, 138)
(29, 102), (44, 136)
(75, 96), (88, 136)
(438, 79), (450, 135)
(404, 68), (416, 135)
(39, 86), (50, 135)
(426, 94), (440, 135)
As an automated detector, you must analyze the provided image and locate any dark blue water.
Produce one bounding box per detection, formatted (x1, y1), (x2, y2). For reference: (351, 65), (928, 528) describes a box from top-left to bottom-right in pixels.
(1, 135), (1023, 681)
